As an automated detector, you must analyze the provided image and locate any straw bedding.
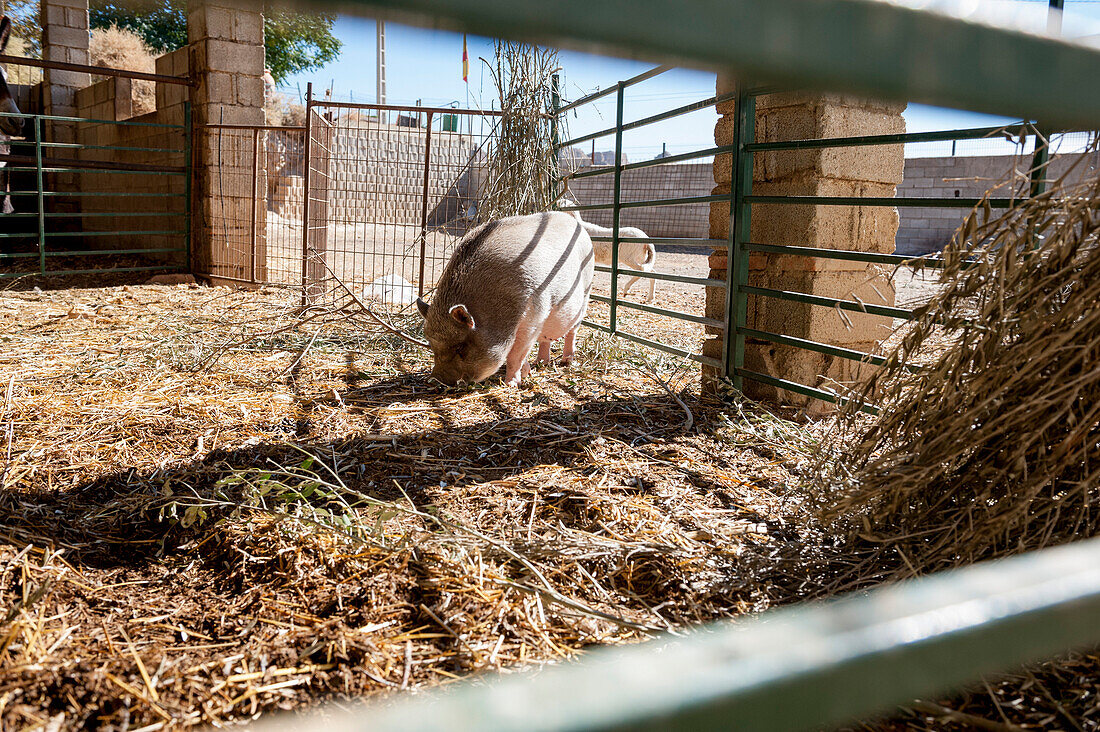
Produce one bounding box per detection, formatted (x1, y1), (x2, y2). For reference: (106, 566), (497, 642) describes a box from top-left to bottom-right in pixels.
(816, 161), (1100, 577)
(810, 156), (1100, 731)
(0, 282), (801, 730)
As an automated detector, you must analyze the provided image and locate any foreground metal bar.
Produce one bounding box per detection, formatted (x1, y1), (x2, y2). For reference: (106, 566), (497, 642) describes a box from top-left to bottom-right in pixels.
(0, 53), (193, 85)
(258, 536), (1100, 732)
(556, 64), (672, 114)
(336, 0), (1100, 128)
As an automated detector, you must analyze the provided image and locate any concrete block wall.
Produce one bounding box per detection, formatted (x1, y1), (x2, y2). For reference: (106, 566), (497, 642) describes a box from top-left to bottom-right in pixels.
(41, 0), (90, 123)
(895, 151), (1100, 254)
(41, 0), (90, 218)
(188, 0), (266, 284)
(564, 163), (713, 238)
(72, 49), (189, 262)
(268, 124), (476, 226)
(704, 82), (905, 410)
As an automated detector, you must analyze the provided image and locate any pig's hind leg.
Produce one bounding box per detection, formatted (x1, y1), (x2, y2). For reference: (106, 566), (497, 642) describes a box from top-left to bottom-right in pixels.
(536, 338), (552, 365)
(560, 328), (577, 366)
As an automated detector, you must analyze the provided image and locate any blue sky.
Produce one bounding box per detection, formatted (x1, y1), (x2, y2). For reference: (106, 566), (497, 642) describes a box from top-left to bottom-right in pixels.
(282, 1), (1100, 160)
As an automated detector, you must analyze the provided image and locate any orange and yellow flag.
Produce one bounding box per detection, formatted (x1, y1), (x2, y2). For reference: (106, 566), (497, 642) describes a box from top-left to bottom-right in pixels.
(462, 34), (469, 82)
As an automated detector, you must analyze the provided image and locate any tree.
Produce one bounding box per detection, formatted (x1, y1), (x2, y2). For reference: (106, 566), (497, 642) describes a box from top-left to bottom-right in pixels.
(87, 0), (341, 84)
(0, 0), (42, 57)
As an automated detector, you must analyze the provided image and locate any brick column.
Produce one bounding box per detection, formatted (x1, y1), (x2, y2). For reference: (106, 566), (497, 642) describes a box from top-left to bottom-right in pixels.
(187, 0), (265, 280)
(40, 0), (89, 220)
(41, 0), (89, 124)
(705, 77), (905, 410)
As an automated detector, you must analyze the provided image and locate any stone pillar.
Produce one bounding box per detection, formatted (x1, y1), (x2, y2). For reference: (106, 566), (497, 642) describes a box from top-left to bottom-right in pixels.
(187, 0), (265, 280)
(40, 0), (89, 219)
(705, 77), (905, 410)
(41, 0), (89, 124)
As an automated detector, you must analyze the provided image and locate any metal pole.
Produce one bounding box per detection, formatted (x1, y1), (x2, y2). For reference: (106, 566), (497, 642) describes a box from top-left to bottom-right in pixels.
(417, 111), (434, 296)
(183, 102), (192, 273)
(376, 20), (387, 124)
(610, 82), (624, 333)
(34, 116), (45, 275)
(301, 82), (314, 306)
(250, 127), (260, 283)
(724, 86), (755, 387)
(1047, 0), (1064, 35)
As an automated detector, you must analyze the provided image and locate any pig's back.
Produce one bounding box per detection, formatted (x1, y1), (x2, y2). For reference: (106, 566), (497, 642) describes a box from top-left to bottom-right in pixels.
(438, 212), (594, 306)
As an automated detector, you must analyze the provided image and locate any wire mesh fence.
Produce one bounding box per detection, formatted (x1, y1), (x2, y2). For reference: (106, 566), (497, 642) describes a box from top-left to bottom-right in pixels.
(204, 100), (501, 305)
(300, 99), (500, 304)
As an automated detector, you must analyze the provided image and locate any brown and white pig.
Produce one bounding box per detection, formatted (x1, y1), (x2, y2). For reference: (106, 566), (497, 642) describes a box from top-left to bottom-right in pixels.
(416, 211), (594, 387)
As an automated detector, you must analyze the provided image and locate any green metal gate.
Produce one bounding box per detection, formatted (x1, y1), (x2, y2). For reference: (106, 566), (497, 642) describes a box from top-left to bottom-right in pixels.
(551, 66), (732, 371)
(552, 69), (1083, 410)
(0, 107), (191, 282)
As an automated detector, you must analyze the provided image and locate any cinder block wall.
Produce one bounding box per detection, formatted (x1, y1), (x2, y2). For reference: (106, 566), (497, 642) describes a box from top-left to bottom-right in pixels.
(41, 0), (90, 219)
(564, 163), (713, 238)
(268, 125), (475, 225)
(71, 48), (189, 261)
(895, 151), (1100, 254)
(188, 0), (266, 284)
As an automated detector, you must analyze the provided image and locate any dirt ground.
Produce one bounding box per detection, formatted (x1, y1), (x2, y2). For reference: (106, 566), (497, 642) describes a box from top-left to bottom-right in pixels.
(0, 262), (955, 731)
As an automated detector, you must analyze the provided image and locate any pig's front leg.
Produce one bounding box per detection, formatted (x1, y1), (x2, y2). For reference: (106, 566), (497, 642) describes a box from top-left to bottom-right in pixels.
(504, 329), (541, 387)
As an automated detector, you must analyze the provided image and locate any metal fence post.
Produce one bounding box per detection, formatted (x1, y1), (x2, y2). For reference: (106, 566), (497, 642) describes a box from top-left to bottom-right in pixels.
(610, 81), (625, 333)
(1027, 122), (1052, 249)
(183, 101), (193, 272)
(250, 127), (260, 284)
(418, 111), (435, 297)
(724, 85), (755, 388)
(301, 83), (314, 306)
(34, 115), (45, 276)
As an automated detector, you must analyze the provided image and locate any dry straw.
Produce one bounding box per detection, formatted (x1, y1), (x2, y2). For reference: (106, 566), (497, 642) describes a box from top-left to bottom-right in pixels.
(813, 135), (1100, 579)
(476, 41), (560, 221)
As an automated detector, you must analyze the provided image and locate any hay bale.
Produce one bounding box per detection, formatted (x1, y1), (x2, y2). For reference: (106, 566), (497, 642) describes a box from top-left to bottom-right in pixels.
(813, 142), (1100, 577)
(89, 25), (155, 116)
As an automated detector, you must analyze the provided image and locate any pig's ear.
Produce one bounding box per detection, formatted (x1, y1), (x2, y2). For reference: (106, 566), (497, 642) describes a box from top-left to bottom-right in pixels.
(416, 297), (429, 318)
(448, 304), (475, 330)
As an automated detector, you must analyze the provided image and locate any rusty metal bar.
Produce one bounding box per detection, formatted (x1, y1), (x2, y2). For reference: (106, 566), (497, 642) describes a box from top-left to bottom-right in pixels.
(0, 152), (185, 174)
(310, 99), (505, 117)
(250, 127), (260, 284)
(0, 53), (194, 86)
(417, 111), (435, 297)
(301, 83), (314, 306)
(203, 124), (306, 131)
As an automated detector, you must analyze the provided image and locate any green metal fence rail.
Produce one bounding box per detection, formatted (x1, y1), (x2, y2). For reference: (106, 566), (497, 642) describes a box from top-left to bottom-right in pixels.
(0, 109), (190, 280)
(551, 65), (735, 367)
(551, 68), (1029, 400)
(553, 66), (1075, 406)
(718, 83), (1076, 406)
(256, 534), (1100, 732)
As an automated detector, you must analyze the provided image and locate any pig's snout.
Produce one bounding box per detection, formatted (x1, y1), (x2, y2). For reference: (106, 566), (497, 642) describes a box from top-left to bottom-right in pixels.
(430, 368), (463, 387)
